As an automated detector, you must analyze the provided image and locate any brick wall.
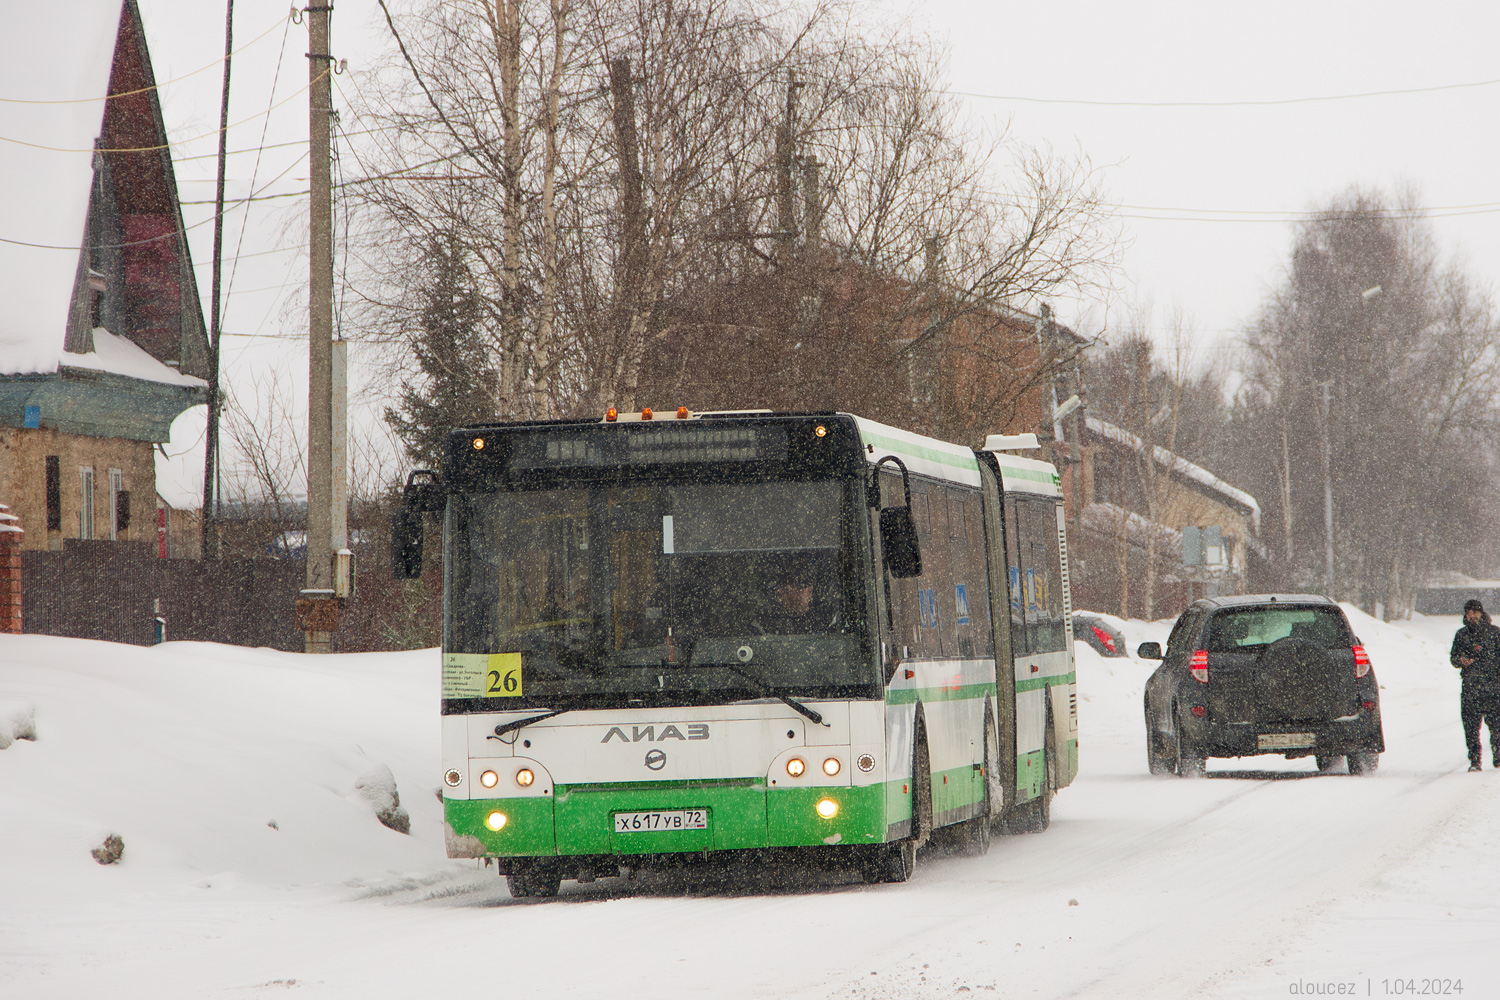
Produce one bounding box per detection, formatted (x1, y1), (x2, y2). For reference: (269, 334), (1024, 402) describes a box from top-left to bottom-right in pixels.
(0, 504), (21, 633)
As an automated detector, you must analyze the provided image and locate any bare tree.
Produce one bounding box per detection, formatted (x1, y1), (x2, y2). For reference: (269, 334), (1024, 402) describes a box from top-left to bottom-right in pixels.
(1232, 187), (1500, 616)
(350, 0), (1120, 442)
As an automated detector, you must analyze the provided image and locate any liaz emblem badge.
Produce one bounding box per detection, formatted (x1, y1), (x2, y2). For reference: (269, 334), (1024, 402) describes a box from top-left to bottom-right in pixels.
(644, 749), (667, 770)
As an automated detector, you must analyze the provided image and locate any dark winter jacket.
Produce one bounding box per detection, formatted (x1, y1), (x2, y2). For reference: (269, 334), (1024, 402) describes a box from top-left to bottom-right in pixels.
(1451, 620), (1500, 693)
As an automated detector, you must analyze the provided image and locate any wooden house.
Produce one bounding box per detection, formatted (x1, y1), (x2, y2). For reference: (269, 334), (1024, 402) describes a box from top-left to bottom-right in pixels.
(0, 0), (208, 551)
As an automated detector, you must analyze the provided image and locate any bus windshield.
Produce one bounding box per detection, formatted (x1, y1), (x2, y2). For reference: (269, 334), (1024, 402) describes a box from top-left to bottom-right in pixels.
(443, 476), (874, 711)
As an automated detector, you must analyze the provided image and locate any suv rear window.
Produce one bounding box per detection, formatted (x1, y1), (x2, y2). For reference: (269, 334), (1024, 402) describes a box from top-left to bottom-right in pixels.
(1203, 606), (1352, 652)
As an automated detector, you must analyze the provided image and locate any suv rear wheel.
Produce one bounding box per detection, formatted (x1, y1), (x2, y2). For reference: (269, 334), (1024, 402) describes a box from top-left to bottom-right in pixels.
(1173, 708), (1205, 778)
(1347, 751), (1380, 776)
(1146, 699), (1175, 775)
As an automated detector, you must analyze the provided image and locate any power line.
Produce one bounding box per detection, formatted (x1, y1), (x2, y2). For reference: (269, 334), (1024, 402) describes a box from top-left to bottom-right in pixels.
(0, 13), (289, 105)
(937, 76), (1500, 109)
(0, 67), (327, 154)
(1, 150), (308, 250)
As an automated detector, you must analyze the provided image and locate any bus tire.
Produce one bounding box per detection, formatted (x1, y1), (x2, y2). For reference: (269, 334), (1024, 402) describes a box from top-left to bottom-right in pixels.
(861, 725), (930, 884)
(1003, 698), (1055, 834)
(506, 862), (562, 898)
(861, 836), (917, 884)
(950, 711), (995, 856)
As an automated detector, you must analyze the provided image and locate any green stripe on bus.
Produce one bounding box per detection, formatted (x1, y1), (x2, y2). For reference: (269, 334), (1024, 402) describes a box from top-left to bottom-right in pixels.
(1015, 672), (1076, 692)
(998, 464), (1059, 485)
(861, 429), (980, 476)
(886, 682), (997, 705)
(885, 675), (1073, 701)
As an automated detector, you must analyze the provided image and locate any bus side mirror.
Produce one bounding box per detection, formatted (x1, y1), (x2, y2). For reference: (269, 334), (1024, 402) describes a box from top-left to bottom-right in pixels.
(880, 506), (923, 579)
(871, 454), (922, 579)
(1137, 641), (1163, 660)
(392, 471), (443, 580)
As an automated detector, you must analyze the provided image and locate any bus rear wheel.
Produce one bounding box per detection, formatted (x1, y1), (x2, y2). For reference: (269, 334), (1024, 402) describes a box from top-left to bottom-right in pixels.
(506, 861), (562, 898)
(948, 712), (995, 856)
(1002, 700), (1055, 834)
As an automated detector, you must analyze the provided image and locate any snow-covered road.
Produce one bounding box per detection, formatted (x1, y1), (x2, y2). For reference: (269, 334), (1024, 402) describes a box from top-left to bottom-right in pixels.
(3, 608), (1496, 999)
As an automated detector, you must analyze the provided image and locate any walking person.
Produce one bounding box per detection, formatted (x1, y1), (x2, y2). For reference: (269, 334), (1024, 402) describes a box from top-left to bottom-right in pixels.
(1450, 599), (1500, 771)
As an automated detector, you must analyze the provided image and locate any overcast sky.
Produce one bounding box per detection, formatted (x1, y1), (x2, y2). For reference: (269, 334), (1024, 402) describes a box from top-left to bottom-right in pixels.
(118, 0), (1500, 497)
(905, 0), (1500, 348)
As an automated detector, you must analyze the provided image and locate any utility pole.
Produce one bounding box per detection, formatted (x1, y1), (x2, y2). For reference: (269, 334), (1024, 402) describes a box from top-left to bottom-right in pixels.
(608, 56), (643, 410)
(1320, 380), (1335, 600)
(800, 155), (820, 250)
(775, 70), (801, 263)
(300, 2), (341, 653)
(202, 0), (234, 561)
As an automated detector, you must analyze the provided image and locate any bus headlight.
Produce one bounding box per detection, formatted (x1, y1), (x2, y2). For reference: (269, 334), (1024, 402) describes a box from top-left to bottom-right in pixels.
(516, 768), (535, 788)
(786, 758), (806, 778)
(480, 770), (499, 789)
(822, 757), (841, 776)
(816, 798), (838, 819)
(486, 811), (507, 830)
(443, 769), (462, 787)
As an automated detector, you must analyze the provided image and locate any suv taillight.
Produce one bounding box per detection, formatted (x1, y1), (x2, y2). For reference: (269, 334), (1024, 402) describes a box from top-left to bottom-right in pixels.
(1189, 650), (1209, 683)
(1352, 645), (1371, 678)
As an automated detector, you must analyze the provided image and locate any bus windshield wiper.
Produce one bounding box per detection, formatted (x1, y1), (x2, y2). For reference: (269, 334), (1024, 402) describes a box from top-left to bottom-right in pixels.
(714, 662), (827, 727)
(488, 710), (567, 740)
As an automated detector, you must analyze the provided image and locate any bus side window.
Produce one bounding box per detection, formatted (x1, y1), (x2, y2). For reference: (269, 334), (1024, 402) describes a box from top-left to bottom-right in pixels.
(963, 492), (994, 656)
(923, 485), (954, 658)
(947, 488), (987, 658)
(1004, 497), (1029, 657)
(1023, 500), (1066, 654)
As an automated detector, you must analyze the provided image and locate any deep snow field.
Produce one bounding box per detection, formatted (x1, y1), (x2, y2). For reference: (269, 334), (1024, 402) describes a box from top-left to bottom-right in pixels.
(2, 607), (1498, 999)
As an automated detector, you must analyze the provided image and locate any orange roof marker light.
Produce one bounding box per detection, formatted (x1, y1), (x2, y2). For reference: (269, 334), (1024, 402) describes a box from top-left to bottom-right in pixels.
(605, 408), (618, 422)
(641, 408), (654, 420)
(676, 406), (689, 419)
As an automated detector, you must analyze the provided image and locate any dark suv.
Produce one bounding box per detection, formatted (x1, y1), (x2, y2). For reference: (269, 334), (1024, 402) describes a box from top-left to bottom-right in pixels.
(1140, 595), (1384, 777)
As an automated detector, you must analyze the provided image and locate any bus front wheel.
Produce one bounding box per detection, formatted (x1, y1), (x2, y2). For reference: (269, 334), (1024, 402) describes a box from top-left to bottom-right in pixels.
(506, 861), (562, 898)
(862, 727), (931, 884)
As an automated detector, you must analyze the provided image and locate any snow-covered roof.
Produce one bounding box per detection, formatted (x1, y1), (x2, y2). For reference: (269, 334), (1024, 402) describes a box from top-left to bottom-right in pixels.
(1085, 417), (1261, 530)
(62, 328), (206, 388)
(1082, 501), (1181, 554)
(0, 1), (125, 374)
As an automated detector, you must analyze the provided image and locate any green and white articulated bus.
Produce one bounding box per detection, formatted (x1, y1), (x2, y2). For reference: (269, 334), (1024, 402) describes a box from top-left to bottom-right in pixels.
(392, 409), (1078, 896)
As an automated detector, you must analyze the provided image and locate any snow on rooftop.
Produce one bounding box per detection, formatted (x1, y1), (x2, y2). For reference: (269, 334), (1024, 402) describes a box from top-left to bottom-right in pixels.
(62, 327), (206, 388)
(1086, 416), (1262, 530)
(0, 1), (125, 374)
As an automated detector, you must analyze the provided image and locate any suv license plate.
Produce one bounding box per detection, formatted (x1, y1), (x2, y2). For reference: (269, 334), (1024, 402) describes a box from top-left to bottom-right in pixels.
(613, 809), (708, 833)
(1258, 732), (1315, 749)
